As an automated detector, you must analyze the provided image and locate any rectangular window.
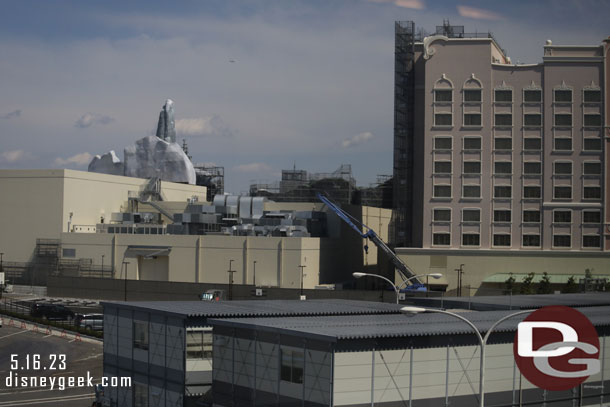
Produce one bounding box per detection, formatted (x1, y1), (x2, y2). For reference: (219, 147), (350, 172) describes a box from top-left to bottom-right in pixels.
(434, 161), (452, 174)
(554, 114), (572, 127)
(583, 235), (601, 248)
(463, 137), (481, 150)
(433, 233), (450, 246)
(584, 114), (601, 127)
(524, 114), (542, 127)
(435, 90), (452, 102)
(554, 186), (572, 199)
(464, 89), (481, 102)
(494, 185), (512, 198)
(583, 89), (601, 103)
(524, 138), (542, 151)
(553, 210), (572, 223)
(523, 234), (541, 247)
(495, 89), (512, 102)
(583, 138), (602, 151)
(134, 383), (148, 407)
(524, 186), (542, 199)
(495, 113), (512, 127)
(583, 211), (601, 224)
(583, 186), (601, 200)
(462, 233), (480, 246)
(462, 209), (480, 222)
(493, 234), (511, 247)
(186, 330), (213, 359)
(463, 185), (481, 198)
(494, 161), (512, 174)
(524, 89), (542, 103)
(554, 89), (572, 103)
(495, 137), (512, 150)
(494, 210), (511, 222)
(133, 321), (149, 351)
(554, 162), (572, 175)
(433, 185), (451, 198)
(464, 113), (482, 126)
(583, 162), (601, 175)
(554, 138), (572, 151)
(553, 235), (571, 248)
(62, 248), (76, 258)
(434, 137), (452, 150)
(523, 210), (541, 223)
(433, 208), (451, 222)
(463, 161), (481, 174)
(281, 349), (304, 384)
(435, 113), (452, 126)
(524, 162), (541, 175)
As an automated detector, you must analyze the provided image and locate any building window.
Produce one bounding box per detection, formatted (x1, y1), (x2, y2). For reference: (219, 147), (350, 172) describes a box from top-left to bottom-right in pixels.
(524, 186), (542, 199)
(554, 114), (572, 127)
(62, 248), (76, 258)
(494, 210), (511, 222)
(281, 349), (304, 384)
(554, 162), (572, 175)
(433, 185), (451, 198)
(493, 234), (511, 247)
(524, 138), (542, 151)
(554, 89), (572, 103)
(494, 161), (512, 174)
(464, 89), (481, 102)
(583, 114), (601, 127)
(554, 186), (572, 199)
(462, 185), (481, 198)
(133, 321), (149, 351)
(583, 235), (601, 248)
(583, 89), (601, 103)
(524, 89), (542, 103)
(524, 114), (542, 127)
(583, 186), (601, 200)
(494, 185), (512, 198)
(553, 210), (572, 223)
(583, 162), (601, 176)
(186, 330), (213, 359)
(435, 113), (452, 127)
(524, 162), (541, 175)
(433, 208), (451, 222)
(134, 383), (148, 407)
(433, 233), (450, 246)
(462, 209), (480, 222)
(435, 90), (452, 102)
(583, 211), (601, 224)
(495, 113), (512, 127)
(554, 138), (572, 151)
(583, 138), (602, 151)
(494, 137), (512, 150)
(523, 210), (541, 223)
(463, 137), (481, 150)
(463, 161), (481, 174)
(495, 89), (512, 102)
(464, 113), (482, 127)
(553, 235), (571, 248)
(523, 234), (541, 247)
(434, 137), (452, 150)
(434, 161), (452, 174)
(462, 233), (480, 246)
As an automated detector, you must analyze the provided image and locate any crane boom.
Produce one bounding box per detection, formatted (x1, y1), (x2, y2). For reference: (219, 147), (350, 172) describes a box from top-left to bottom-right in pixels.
(316, 193), (422, 286)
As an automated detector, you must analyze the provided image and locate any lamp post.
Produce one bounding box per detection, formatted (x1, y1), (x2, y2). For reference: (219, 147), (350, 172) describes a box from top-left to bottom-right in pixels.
(400, 306), (532, 407)
(227, 260), (235, 300)
(455, 264), (465, 297)
(122, 261), (130, 301)
(299, 265), (306, 297)
(253, 261), (257, 287)
(353, 272), (443, 304)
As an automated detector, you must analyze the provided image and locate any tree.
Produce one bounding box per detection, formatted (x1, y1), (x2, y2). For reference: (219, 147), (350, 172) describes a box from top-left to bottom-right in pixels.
(504, 273), (516, 295)
(562, 275), (579, 293)
(520, 272), (536, 295)
(537, 272), (552, 294)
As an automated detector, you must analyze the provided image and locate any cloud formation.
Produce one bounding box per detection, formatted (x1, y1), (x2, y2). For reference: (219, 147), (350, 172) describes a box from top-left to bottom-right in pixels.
(74, 113), (115, 128)
(1, 109), (21, 119)
(342, 131), (374, 148)
(0, 149), (28, 163)
(457, 5), (503, 20)
(54, 152), (93, 167)
(175, 115), (233, 138)
(233, 163), (272, 173)
(367, 0), (425, 9)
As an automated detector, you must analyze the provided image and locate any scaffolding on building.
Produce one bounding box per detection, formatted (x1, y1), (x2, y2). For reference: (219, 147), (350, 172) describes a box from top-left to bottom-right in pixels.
(194, 164), (225, 202)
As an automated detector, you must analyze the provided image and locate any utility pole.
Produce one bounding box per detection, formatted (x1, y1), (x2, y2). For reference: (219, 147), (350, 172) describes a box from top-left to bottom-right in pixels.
(227, 260), (236, 300)
(455, 264), (464, 297)
(122, 261), (130, 301)
(299, 265), (306, 297)
(253, 261), (257, 287)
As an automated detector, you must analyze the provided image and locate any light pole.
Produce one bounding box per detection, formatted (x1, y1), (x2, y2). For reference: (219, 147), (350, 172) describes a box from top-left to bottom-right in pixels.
(455, 264), (465, 297)
(400, 306), (532, 407)
(353, 272), (443, 304)
(122, 261), (130, 301)
(227, 259), (235, 300)
(299, 265), (306, 297)
(253, 261), (257, 287)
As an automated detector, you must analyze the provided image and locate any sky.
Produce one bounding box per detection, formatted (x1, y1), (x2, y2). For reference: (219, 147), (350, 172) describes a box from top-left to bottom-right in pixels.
(0, 0), (608, 194)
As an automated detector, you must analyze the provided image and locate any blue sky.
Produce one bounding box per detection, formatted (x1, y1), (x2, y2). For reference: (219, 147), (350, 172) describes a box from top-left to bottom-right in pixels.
(0, 0), (608, 193)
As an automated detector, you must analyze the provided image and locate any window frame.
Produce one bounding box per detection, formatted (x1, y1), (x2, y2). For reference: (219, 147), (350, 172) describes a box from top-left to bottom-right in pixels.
(553, 186), (572, 200)
(434, 113), (453, 127)
(463, 136), (482, 151)
(523, 209), (541, 224)
(494, 113), (513, 128)
(461, 233), (481, 247)
(462, 208), (481, 223)
(463, 112), (482, 127)
(463, 160), (482, 175)
(433, 136), (452, 151)
(462, 184), (481, 199)
(554, 113), (572, 127)
(523, 185), (542, 199)
(582, 210), (601, 224)
(133, 321), (149, 351)
(583, 113), (602, 128)
(553, 161), (573, 176)
(523, 113), (542, 128)
(433, 184), (452, 199)
(552, 234), (572, 249)
(523, 161), (542, 176)
(433, 160), (452, 175)
(522, 234), (541, 248)
(432, 208), (452, 222)
(493, 209), (512, 223)
(494, 89), (513, 103)
(553, 209), (572, 224)
(583, 89), (601, 104)
(523, 89), (542, 103)
(553, 88), (572, 103)
(583, 186), (601, 200)
(280, 348), (304, 384)
(494, 161), (512, 175)
(432, 232), (451, 246)
(582, 235), (601, 248)
(523, 138), (542, 151)
(494, 185), (512, 199)
(463, 89), (482, 103)
(434, 89), (453, 103)
(493, 234), (511, 247)
(583, 161), (601, 176)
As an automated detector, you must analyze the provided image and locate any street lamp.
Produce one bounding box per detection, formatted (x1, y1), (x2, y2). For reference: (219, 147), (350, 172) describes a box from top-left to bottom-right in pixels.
(353, 272), (443, 304)
(227, 259), (235, 300)
(400, 306), (532, 407)
(299, 265), (306, 297)
(253, 261), (257, 287)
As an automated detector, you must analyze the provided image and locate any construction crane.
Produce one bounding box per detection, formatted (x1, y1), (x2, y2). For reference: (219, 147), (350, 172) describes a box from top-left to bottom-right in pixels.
(316, 193), (423, 286)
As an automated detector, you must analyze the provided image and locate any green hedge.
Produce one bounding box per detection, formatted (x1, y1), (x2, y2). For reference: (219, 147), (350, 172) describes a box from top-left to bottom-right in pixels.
(0, 309), (103, 339)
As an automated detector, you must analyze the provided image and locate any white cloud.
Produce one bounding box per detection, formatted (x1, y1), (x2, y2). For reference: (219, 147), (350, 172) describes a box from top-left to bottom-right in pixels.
(1, 109), (21, 119)
(233, 163), (272, 173)
(342, 131), (374, 148)
(75, 113), (114, 128)
(175, 115), (233, 138)
(0, 149), (28, 163)
(53, 152), (93, 167)
(457, 5), (503, 21)
(366, 0), (425, 9)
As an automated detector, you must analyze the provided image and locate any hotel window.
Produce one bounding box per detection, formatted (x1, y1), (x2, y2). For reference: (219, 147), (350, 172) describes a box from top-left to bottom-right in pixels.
(554, 114), (572, 127)
(133, 321), (149, 351)
(435, 113), (452, 127)
(523, 138), (541, 151)
(434, 89), (453, 102)
(493, 234), (511, 247)
(553, 210), (572, 223)
(583, 211), (601, 224)
(524, 113), (542, 127)
(433, 208), (451, 222)
(583, 235), (601, 248)
(494, 161), (512, 174)
(462, 233), (480, 246)
(554, 89), (572, 103)
(433, 233), (450, 246)
(493, 210), (511, 222)
(583, 138), (602, 151)
(553, 234), (571, 248)
(495, 113), (512, 127)
(462, 185), (481, 198)
(281, 349), (304, 384)
(583, 114), (601, 127)
(524, 186), (542, 199)
(433, 185), (451, 198)
(434, 161), (452, 174)
(583, 186), (601, 200)
(523, 210), (541, 223)
(554, 186), (572, 199)
(554, 162), (572, 175)
(524, 89), (542, 103)
(524, 162), (541, 175)
(434, 136), (452, 150)
(523, 234), (541, 247)
(464, 113), (482, 127)
(462, 209), (480, 222)
(463, 137), (481, 150)
(494, 185), (512, 198)
(583, 89), (601, 103)
(463, 161), (481, 174)
(494, 137), (512, 150)
(463, 89), (482, 102)
(554, 138), (572, 151)
(495, 89), (512, 102)
(583, 162), (601, 176)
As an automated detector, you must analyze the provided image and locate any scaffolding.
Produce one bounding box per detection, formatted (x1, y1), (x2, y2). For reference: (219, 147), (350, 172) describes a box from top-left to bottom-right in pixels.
(194, 164), (225, 202)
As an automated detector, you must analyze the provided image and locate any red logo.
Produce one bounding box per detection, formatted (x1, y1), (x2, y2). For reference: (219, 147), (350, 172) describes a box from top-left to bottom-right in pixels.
(513, 306), (600, 391)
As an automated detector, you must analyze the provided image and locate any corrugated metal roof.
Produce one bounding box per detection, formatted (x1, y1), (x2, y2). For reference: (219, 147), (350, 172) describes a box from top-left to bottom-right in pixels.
(209, 306), (610, 342)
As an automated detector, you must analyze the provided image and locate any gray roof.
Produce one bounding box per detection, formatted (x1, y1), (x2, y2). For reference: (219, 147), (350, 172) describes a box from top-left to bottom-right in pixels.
(101, 299), (405, 319)
(209, 306), (610, 342)
(408, 292), (610, 311)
